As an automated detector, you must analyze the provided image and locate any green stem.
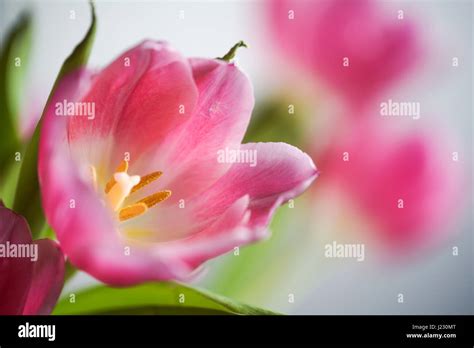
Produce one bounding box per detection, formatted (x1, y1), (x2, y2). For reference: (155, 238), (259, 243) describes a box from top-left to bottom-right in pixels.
(218, 40), (247, 62)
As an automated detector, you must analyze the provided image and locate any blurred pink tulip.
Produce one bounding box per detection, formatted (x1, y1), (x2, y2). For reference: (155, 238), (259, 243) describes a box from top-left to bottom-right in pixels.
(268, 0), (421, 110)
(0, 202), (65, 315)
(319, 121), (462, 249)
(38, 41), (318, 285)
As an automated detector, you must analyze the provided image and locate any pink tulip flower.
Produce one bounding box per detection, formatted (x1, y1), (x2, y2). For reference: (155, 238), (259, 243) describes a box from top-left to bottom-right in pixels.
(38, 41), (318, 285)
(319, 121), (462, 250)
(267, 0), (421, 109)
(0, 202), (65, 314)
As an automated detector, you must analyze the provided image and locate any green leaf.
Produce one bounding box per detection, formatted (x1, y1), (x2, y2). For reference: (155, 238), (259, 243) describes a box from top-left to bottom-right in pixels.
(12, 2), (97, 238)
(53, 282), (278, 315)
(0, 13), (32, 186)
(54, 1), (97, 84)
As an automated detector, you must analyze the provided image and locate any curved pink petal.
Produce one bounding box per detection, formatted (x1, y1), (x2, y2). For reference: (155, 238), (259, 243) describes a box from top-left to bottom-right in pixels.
(0, 203), (34, 315)
(22, 239), (65, 315)
(192, 142), (317, 221)
(68, 41), (198, 173)
(154, 196), (252, 269)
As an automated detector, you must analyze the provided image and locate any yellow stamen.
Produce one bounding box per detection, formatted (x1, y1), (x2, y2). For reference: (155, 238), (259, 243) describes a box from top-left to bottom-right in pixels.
(119, 202), (148, 221)
(116, 160), (129, 173)
(98, 159), (171, 224)
(131, 171), (163, 193)
(137, 190), (172, 208)
(105, 160), (129, 193)
(107, 172), (140, 211)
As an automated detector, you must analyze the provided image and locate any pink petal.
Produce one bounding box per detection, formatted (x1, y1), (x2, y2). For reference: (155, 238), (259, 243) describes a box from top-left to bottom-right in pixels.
(68, 41), (198, 173)
(154, 196), (253, 269)
(22, 239), (65, 315)
(192, 142), (317, 221)
(0, 204), (34, 315)
(141, 58), (254, 202)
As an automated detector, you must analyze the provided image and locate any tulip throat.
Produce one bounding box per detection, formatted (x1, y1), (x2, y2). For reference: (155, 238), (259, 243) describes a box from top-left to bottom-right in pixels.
(91, 160), (171, 222)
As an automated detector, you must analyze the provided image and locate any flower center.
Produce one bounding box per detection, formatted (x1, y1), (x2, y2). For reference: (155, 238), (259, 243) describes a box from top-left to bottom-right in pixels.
(91, 160), (171, 222)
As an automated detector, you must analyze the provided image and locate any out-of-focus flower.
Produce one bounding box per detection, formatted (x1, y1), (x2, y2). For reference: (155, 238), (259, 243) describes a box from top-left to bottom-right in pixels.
(38, 41), (318, 285)
(0, 202), (65, 314)
(319, 121), (462, 249)
(267, 0), (421, 110)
